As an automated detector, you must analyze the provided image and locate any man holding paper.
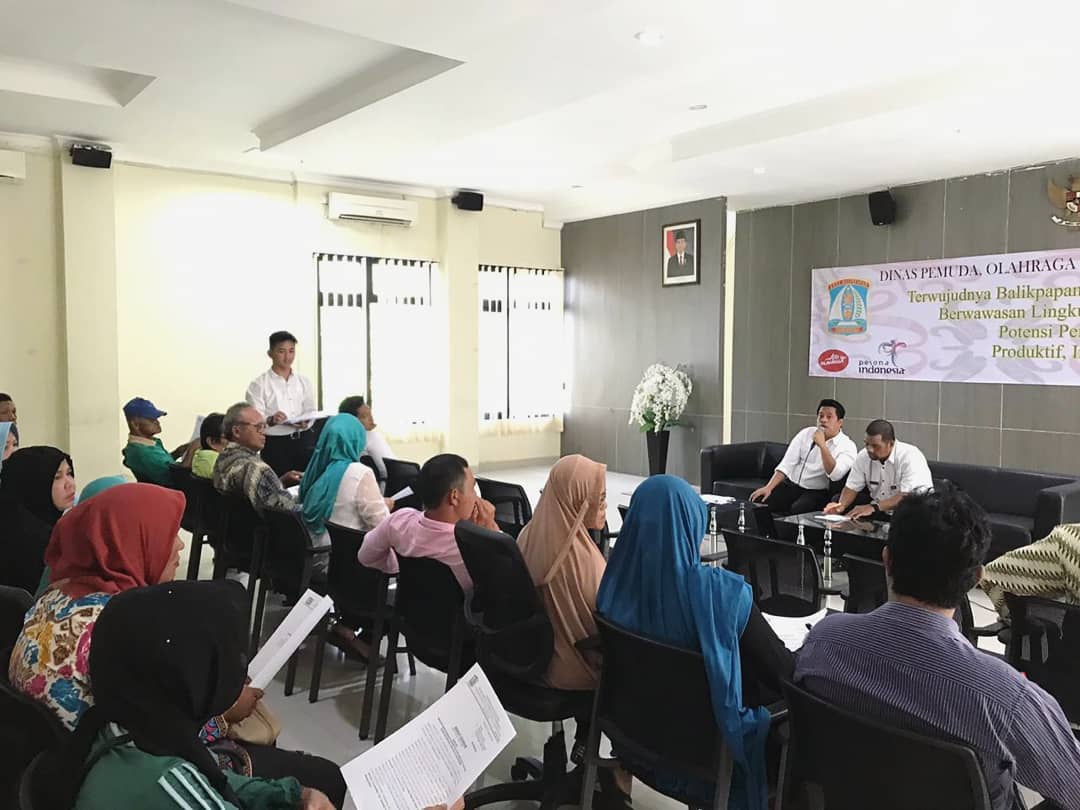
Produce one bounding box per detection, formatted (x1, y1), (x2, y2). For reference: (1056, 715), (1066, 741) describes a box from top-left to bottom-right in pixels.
(246, 330), (321, 476)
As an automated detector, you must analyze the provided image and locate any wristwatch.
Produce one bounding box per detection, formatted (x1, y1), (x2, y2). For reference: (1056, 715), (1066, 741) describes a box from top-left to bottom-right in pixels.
(869, 500), (879, 512)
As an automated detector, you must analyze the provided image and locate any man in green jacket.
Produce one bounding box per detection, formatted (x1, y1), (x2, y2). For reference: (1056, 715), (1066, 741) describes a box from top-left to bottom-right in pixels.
(121, 397), (194, 485)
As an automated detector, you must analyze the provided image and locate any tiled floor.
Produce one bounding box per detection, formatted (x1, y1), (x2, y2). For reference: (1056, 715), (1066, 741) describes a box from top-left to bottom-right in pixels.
(179, 461), (1030, 809)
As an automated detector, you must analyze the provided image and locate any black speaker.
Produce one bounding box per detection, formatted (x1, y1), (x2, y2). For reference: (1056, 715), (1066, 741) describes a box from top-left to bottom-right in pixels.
(70, 144), (112, 169)
(452, 190), (483, 212)
(868, 190), (895, 226)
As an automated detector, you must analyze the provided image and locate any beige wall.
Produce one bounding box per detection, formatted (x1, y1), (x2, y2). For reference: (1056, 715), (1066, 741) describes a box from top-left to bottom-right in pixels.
(105, 163), (561, 471)
(0, 153), (67, 451)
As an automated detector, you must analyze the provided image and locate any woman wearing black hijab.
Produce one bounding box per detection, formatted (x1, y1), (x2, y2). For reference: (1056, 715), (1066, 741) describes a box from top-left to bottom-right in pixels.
(45, 579), (337, 809)
(0, 446), (75, 592)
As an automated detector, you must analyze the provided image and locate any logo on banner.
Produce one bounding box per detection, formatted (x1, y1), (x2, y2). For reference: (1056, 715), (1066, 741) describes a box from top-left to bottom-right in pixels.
(826, 279), (870, 335)
(878, 339), (907, 366)
(817, 350), (849, 372)
(1048, 177), (1080, 228)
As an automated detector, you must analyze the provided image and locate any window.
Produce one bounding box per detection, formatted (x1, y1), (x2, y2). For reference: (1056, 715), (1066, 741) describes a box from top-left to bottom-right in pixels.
(317, 254), (442, 440)
(478, 264), (565, 431)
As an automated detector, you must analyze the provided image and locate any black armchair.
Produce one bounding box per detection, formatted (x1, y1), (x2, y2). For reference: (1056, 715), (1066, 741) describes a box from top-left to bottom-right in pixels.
(700, 442), (788, 503)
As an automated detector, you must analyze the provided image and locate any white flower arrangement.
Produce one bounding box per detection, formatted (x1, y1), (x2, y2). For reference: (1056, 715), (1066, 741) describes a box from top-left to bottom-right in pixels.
(629, 363), (693, 433)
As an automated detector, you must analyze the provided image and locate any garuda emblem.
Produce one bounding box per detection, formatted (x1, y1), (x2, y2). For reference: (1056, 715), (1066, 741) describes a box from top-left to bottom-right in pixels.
(1047, 177), (1080, 227)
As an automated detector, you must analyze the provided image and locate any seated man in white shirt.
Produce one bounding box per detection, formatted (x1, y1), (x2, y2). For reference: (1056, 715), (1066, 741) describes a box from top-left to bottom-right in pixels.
(750, 399), (857, 515)
(245, 330), (318, 477)
(824, 418), (933, 520)
(338, 395), (394, 484)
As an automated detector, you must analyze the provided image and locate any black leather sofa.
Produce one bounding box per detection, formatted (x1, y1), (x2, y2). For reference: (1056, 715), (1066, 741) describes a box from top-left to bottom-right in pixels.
(700, 441), (1080, 562)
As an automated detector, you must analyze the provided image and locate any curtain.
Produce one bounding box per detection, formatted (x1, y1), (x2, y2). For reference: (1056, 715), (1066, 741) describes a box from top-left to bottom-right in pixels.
(478, 264), (565, 435)
(369, 259), (445, 442)
(316, 254), (367, 415)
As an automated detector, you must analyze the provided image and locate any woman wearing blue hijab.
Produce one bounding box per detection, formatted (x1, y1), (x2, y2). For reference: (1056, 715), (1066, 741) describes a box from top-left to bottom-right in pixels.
(596, 475), (793, 810)
(300, 413), (389, 536)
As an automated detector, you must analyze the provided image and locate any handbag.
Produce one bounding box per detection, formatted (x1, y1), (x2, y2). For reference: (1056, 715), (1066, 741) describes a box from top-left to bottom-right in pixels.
(225, 699), (282, 746)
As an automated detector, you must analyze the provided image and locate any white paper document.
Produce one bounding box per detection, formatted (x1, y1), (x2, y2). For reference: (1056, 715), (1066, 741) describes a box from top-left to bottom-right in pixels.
(813, 514), (849, 523)
(701, 494), (735, 506)
(284, 410), (331, 426)
(189, 415), (205, 443)
(389, 485), (413, 501)
(341, 663), (516, 810)
(248, 589), (333, 689)
(762, 608), (828, 652)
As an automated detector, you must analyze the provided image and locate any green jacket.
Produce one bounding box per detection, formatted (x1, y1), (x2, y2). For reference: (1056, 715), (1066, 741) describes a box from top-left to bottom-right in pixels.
(122, 438), (175, 486)
(76, 725), (302, 810)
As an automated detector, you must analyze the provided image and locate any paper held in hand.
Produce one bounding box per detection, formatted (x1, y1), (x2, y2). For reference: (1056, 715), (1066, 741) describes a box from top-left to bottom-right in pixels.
(284, 410), (331, 426)
(340, 663), (516, 810)
(762, 608), (828, 652)
(247, 589), (333, 690)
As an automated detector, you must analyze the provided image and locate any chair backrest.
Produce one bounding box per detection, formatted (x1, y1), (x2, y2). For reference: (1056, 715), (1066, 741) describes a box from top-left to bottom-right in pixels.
(325, 523), (385, 627)
(384, 458), (422, 510)
(594, 615), (729, 788)
(167, 465), (201, 533)
(359, 455), (384, 481)
(394, 553), (470, 676)
(1004, 593), (1080, 722)
(261, 506), (318, 598)
(0, 586), (32, 653)
(841, 554), (888, 614)
(191, 475), (222, 536)
(723, 529), (824, 617)
(214, 493), (263, 570)
(0, 679), (68, 805)
(454, 521), (553, 681)
(781, 680), (992, 810)
(474, 478), (533, 538)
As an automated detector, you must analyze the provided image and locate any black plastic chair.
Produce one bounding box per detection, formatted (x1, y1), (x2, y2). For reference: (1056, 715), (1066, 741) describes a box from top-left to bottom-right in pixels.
(724, 530), (824, 617)
(211, 493), (267, 637)
(315, 523), (414, 739)
(455, 521), (593, 810)
(384, 458), (422, 510)
(359, 455), (385, 488)
(182, 474), (220, 581)
(1005, 594), (1080, 723)
(582, 615), (785, 810)
(16, 749), (48, 810)
(1, 677), (68, 806)
(841, 554), (888, 615)
(475, 478), (534, 538)
(0, 586), (32, 652)
(255, 506), (332, 688)
(778, 680), (992, 810)
(374, 553), (473, 742)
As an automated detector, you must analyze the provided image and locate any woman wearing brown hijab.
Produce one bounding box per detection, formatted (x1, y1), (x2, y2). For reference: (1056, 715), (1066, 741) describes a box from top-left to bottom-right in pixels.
(518, 454), (608, 690)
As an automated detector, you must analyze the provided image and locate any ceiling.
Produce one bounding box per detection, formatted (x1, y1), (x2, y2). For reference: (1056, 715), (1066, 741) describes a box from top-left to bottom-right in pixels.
(0, 0), (1075, 223)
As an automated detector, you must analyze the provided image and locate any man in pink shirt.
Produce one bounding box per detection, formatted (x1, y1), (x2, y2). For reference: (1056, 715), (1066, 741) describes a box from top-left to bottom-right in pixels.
(357, 454), (499, 591)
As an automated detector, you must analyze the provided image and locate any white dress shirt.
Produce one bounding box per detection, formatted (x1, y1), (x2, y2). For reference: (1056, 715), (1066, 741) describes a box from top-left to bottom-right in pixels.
(361, 429), (394, 481)
(775, 426), (858, 491)
(245, 368), (316, 437)
(845, 440), (933, 502)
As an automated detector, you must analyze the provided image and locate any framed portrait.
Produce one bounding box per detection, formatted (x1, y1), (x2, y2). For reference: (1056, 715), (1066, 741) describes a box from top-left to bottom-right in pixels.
(661, 220), (700, 287)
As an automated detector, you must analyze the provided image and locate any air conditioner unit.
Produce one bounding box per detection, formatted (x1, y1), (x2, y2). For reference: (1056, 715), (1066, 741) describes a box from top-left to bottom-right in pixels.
(327, 192), (417, 226)
(0, 149), (26, 181)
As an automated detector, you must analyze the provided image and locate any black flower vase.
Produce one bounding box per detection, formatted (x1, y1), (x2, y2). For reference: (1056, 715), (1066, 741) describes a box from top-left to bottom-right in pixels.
(645, 429), (670, 476)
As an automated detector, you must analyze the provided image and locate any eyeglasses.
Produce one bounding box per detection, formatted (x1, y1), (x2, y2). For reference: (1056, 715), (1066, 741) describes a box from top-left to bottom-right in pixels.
(236, 421), (267, 433)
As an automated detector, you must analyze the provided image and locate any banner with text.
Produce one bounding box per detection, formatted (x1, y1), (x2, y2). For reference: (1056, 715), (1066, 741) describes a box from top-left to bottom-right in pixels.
(809, 248), (1080, 386)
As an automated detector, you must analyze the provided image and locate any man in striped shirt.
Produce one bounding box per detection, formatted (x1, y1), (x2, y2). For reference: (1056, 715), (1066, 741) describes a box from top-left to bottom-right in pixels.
(796, 486), (1080, 810)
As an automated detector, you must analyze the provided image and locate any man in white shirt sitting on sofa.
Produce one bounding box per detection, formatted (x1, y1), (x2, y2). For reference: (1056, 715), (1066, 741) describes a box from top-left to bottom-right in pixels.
(750, 398), (858, 515)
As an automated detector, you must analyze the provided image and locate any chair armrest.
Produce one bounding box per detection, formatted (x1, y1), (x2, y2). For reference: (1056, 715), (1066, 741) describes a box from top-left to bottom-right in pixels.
(766, 700), (788, 723)
(700, 442), (769, 495)
(1034, 480), (1080, 540)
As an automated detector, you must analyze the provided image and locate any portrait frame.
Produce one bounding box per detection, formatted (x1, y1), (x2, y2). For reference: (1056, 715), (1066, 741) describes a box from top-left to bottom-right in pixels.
(661, 219), (700, 287)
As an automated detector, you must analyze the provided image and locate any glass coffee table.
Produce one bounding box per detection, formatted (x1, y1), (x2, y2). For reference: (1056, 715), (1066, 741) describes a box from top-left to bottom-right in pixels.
(777, 511), (889, 560)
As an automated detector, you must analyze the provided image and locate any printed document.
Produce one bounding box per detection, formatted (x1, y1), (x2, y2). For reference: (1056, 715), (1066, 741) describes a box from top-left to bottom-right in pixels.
(762, 608), (828, 652)
(248, 589), (333, 689)
(341, 664), (516, 810)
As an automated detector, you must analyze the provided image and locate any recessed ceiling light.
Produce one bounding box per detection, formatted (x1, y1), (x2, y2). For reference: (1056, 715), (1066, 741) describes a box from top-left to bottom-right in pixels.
(634, 30), (665, 46)
(689, 104), (708, 111)
(753, 167), (767, 175)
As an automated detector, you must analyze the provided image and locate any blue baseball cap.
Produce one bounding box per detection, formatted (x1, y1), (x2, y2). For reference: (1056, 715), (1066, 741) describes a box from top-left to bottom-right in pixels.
(123, 397), (167, 420)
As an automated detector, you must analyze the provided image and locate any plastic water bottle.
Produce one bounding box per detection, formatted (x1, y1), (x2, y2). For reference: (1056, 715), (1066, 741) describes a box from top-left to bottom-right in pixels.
(796, 522), (806, 546)
(737, 501), (747, 532)
(823, 525), (833, 586)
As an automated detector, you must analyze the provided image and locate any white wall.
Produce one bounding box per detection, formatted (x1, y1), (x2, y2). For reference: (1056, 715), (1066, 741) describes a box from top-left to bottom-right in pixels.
(0, 153), (67, 450)
(110, 163), (561, 468)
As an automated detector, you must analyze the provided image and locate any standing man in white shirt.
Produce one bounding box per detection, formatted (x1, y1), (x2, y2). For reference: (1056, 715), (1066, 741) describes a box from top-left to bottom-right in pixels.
(246, 330), (318, 477)
(750, 398), (858, 515)
(824, 418), (933, 520)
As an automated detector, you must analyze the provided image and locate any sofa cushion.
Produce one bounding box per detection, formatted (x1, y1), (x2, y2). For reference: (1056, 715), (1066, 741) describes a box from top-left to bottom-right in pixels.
(762, 443), (788, 477)
(712, 479), (768, 502)
(985, 512), (1035, 563)
(929, 461), (1073, 518)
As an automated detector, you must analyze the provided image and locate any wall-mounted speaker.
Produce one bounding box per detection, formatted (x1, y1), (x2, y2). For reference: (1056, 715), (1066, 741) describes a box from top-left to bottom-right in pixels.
(868, 190), (895, 226)
(70, 143), (112, 169)
(452, 190), (484, 212)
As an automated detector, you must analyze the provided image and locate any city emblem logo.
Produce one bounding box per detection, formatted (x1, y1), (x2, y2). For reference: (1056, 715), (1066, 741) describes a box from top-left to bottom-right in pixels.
(826, 278), (870, 335)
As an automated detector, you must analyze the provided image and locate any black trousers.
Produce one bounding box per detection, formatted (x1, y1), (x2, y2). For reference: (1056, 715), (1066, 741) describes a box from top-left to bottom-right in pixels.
(261, 427), (320, 477)
(765, 479), (830, 516)
(245, 741), (347, 808)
